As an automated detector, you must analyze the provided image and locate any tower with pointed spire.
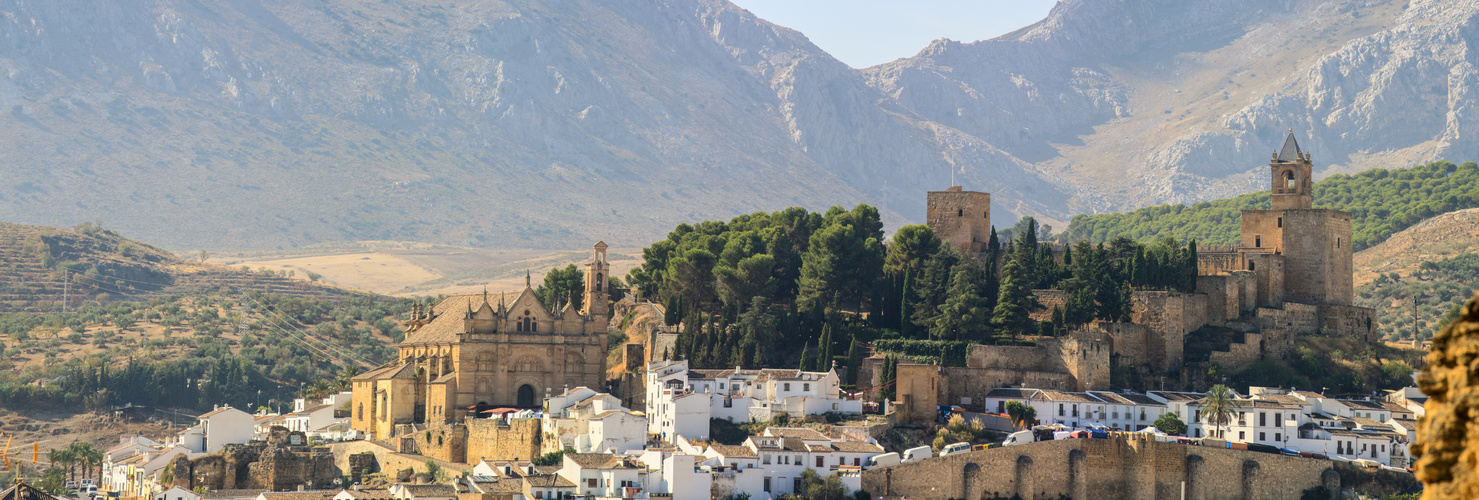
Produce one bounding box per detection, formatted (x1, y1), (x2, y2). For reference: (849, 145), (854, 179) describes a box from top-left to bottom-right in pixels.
(1270, 130), (1314, 211)
(582, 241), (610, 318)
(1235, 130), (1355, 307)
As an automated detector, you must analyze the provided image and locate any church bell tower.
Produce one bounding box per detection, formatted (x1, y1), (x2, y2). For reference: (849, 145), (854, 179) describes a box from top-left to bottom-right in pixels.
(582, 241), (610, 318)
(1270, 130), (1314, 211)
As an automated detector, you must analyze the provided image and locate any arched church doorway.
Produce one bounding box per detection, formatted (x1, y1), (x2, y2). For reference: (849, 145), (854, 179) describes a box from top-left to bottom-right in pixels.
(517, 384), (536, 407)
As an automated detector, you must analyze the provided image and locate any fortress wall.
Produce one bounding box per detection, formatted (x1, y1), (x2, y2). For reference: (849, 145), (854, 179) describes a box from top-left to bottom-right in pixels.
(861, 436), (1339, 500)
(1032, 289), (1068, 322)
(927, 189), (992, 254)
(967, 344), (1052, 372)
(1101, 322), (1152, 369)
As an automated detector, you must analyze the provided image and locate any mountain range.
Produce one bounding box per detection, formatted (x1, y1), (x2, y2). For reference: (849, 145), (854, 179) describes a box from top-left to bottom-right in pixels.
(1, 0), (1476, 250)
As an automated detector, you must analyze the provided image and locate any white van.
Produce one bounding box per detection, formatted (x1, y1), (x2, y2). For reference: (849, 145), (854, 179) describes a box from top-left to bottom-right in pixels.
(1002, 429), (1033, 446)
(902, 445), (933, 463)
(864, 452), (900, 469)
(939, 442), (972, 457)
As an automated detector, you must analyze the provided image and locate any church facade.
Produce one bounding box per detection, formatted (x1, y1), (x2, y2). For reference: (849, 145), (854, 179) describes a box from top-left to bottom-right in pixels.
(351, 242), (612, 440)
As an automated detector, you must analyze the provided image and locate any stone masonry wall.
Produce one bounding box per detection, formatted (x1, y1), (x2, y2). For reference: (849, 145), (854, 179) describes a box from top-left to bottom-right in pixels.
(1208, 332), (1263, 373)
(1256, 304), (1318, 359)
(466, 417), (542, 463)
(861, 435), (1340, 500)
(966, 344), (1052, 372)
(403, 422), (469, 463)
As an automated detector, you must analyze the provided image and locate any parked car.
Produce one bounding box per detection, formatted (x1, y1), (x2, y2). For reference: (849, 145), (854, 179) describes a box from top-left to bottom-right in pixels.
(1279, 448), (1302, 457)
(1002, 430), (1033, 447)
(939, 442), (972, 457)
(902, 445), (933, 463)
(864, 452), (900, 469)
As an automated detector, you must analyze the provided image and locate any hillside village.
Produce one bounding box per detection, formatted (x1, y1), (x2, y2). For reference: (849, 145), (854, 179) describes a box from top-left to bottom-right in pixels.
(11, 134), (1435, 500)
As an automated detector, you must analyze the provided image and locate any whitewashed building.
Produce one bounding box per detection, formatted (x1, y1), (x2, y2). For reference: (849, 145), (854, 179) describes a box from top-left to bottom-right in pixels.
(645, 360), (862, 442)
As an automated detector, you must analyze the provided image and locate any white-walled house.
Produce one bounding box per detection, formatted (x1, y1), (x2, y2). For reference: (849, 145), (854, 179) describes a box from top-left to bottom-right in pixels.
(153, 486), (199, 500)
(174, 406), (255, 454)
(982, 389), (1168, 431)
(543, 387), (648, 454)
(692, 427), (880, 499)
(645, 360), (862, 443)
(557, 453), (648, 499)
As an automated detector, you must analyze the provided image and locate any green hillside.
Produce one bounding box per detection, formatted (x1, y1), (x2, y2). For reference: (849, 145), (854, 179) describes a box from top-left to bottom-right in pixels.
(1057, 160), (1479, 250)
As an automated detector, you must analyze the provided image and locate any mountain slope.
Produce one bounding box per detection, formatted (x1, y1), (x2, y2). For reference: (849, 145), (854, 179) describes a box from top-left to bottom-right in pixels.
(867, 0), (1479, 215)
(0, 0), (1069, 250)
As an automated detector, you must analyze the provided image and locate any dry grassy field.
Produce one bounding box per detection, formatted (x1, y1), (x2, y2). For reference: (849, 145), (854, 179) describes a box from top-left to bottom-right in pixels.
(215, 242), (644, 296)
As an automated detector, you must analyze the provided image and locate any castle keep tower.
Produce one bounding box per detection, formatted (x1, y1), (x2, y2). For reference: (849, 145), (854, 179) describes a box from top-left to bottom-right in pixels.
(927, 186), (992, 254)
(1238, 131), (1353, 306)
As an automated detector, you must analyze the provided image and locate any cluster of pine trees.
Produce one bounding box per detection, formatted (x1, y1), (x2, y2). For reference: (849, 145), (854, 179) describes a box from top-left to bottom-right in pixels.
(629, 205), (1200, 377)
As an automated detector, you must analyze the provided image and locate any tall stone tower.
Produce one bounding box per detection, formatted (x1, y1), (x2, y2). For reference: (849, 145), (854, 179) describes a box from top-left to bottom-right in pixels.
(583, 241), (610, 317)
(1238, 131), (1353, 306)
(1270, 130), (1314, 211)
(927, 186), (992, 254)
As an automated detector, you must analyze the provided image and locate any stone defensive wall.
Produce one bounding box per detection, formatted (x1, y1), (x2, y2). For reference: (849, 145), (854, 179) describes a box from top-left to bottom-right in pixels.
(861, 435), (1341, 500)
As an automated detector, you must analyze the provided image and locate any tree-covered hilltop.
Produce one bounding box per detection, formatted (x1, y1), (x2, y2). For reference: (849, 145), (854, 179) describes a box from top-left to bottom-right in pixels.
(1357, 253), (1479, 343)
(0, 290), (412, 411)
(625, 204), (1196, 384)
(1057, 160), (1479, 251)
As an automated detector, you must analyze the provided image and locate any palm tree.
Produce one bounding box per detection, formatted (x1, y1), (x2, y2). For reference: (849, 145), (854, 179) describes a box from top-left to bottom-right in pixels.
(47, 447), (75, 482)
(1201, 384), (1241, 440)
(70, 442), (103, 482)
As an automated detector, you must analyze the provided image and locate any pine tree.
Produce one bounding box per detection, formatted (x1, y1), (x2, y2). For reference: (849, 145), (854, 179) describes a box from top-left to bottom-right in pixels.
(992, 257), (1039, 340)
(934, 268), (988, 341)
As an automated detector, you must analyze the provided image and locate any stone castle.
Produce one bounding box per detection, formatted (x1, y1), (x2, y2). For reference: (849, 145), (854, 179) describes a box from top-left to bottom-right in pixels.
(886, 132), (1377, 416)
(351, 242), (612, 440)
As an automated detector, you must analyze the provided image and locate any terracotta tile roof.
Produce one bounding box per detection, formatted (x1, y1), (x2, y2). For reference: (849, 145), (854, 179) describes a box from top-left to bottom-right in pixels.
(333, 489), (391, 499)
(1148, 391), (1205, 402)
(1034, 391), (1096, 403)
(532, 465), (561, 475)
(984, 388), (1039, 399)
(764, 428), (829, 440)
(563, 453), (628, 469)
(351, 364), (401, 382)
(1253, 394), (1308, 406)
(1342, 400), (1386, 410)
(259, 491), (334, 500)
(397, 485), (457, 498)
(709, 445), (756, 458)
(1381, 402), (1413, 414)
(830, 442), (884, 453)
(782, 438), (810, 452)
(522, 475), (576, 488)
(199, 490), (266, 500)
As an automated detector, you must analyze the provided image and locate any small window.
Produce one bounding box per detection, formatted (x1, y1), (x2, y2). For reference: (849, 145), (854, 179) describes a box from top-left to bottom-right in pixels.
(803, 383), (810, 391)
(983, 211), (989, 219)
(957, 209), (963, 216)
(1254, 236), (1262, 248)
(1277, 217), (1282, 228)
(1337, 238), (1341, 248)
(1248, 261), (1256, 271)
(784, 383), (791, 391)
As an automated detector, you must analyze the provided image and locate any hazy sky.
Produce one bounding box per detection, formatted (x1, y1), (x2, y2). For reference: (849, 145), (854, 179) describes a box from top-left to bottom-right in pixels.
(729, 0), (1060, 68)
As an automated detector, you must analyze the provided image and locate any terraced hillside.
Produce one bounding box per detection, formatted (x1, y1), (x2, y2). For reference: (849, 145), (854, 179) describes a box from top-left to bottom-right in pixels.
(0, 221), (358, 313)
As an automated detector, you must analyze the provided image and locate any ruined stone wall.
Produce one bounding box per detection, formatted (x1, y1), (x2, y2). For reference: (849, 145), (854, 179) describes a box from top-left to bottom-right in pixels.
(861, 435), (1340, 500)
(1256, 304), (1318, 359)
(926, 188), (992, 254)
(1208, 333), (1263, 373)
(402, 422), (468, 463)
(1099, 323), (1151, 370)
(466, 418), (542, 463)
(1317, 305), (1378, 343)
(248, 445), (338, 491)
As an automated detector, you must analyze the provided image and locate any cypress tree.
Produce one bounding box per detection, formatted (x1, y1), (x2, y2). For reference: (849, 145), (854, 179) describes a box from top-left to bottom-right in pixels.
(818, 324), (834, 371)
(1185, 240), (1199, 292)
(799, 342), (815, 371)
(846, 337), (863, 386)
(993, 257), (1038, 340)
(1052, 305), (1066, 336)
(663, 295), (682, 326)
(900, 268), (914, 338)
